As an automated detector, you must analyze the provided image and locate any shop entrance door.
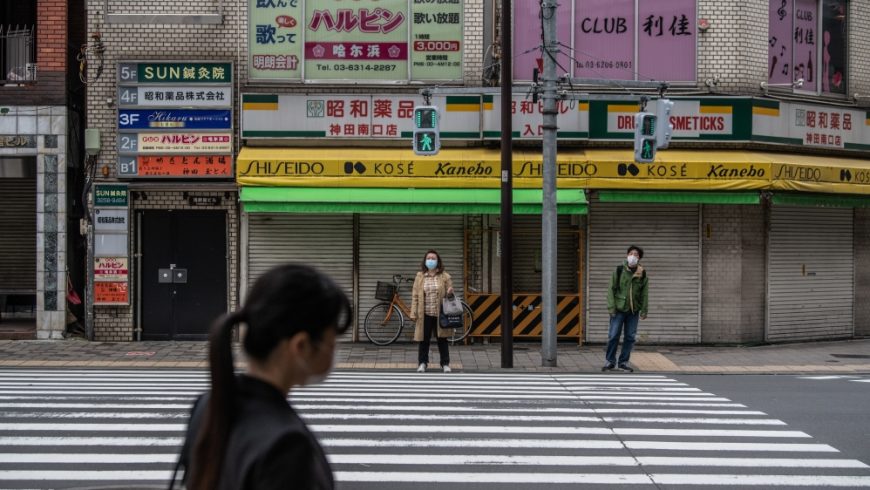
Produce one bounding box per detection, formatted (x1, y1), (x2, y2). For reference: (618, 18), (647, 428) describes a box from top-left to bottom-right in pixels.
(140, 210), (227, 340)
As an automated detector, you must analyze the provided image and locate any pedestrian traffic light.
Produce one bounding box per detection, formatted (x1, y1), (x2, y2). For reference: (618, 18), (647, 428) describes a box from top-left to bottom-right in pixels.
(413, 105), (440, 156)
(634, 112), (657, 163)
(655, 98), (674, 149)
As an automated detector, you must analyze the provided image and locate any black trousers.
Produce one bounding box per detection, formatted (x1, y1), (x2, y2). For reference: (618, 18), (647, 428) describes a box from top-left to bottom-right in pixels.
(418, 315), (449, 367)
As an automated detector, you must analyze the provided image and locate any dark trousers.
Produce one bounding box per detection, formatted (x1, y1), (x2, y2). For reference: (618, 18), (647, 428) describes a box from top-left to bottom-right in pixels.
(418, 315), (450, 367)
(605, 311), (640, 366)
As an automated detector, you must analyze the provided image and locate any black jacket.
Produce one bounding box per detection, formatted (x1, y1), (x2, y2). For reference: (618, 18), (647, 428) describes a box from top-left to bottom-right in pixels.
(176, 375), (334, 490)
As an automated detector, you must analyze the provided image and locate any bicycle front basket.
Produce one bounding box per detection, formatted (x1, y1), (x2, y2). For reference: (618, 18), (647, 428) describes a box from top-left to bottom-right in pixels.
(375, 281), (397, 301)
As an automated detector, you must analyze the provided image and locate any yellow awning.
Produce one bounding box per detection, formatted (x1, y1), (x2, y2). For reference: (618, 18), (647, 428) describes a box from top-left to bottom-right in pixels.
(236, 147), (870, 195)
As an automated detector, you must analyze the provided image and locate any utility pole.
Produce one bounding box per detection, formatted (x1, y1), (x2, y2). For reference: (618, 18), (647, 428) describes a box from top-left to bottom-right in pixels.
(540, 0), (558, 367)
(500, 0), (513, 368)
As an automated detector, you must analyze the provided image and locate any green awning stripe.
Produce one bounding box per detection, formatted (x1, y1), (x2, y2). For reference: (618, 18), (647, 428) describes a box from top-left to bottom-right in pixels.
(243, 94), (278, 103)
(752, 99), (780, 109)
(597, 190), (760, 205)
(244, 202), (587, 214)
(771, 193), (870, 208)
(240, 187), (587, 214)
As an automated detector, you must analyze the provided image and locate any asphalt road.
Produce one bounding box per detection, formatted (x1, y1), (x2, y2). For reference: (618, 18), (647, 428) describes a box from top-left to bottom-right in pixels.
(1, 368), (869, 489)
(677, 374), (870, 468)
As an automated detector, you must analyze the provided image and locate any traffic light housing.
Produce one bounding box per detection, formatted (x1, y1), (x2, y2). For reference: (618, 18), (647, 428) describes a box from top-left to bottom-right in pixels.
(634, 112), (657, 163)
(655, 98), (674, 149)
(413, 105), (440, 156)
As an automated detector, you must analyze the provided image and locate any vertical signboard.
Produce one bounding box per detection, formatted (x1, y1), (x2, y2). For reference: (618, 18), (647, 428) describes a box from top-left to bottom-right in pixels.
(248, 0), (464, 82)
(574, 0), (635, 80)
(768, 0), (793, 85)
(410, 0), (463, 80)
(513, 0), (572, 81)
(513, 0), (697, 82)
(117, 61), (234, 178)
(93, 184), (130, 306)
(792, 0), (816, 88)
(249, 0), (304, 80)
(305, 0), (410, 80)
(636, 0), (696, 82)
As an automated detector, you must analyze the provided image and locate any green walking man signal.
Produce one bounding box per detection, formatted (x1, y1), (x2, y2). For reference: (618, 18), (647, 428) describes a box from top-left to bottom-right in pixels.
(634, 112), (657, 163)
(412, 105), (440, 156)
(634, 99), (675, 163)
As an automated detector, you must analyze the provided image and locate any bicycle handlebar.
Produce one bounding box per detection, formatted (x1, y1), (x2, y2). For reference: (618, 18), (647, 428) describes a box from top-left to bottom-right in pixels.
(393, 274), (414, 285)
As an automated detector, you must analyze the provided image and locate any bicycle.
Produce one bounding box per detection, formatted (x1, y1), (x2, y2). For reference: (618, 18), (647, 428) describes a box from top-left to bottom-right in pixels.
(363, 274), (474, 346)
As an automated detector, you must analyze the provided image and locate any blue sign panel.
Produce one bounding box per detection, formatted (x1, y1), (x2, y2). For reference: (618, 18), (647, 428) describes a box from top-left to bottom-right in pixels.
(118, 109), (232, 130)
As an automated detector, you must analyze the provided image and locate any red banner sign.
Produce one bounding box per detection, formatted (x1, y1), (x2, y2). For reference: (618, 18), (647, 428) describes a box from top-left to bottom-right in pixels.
(95, 282), (129, 305)
(137, 155), (233, 177)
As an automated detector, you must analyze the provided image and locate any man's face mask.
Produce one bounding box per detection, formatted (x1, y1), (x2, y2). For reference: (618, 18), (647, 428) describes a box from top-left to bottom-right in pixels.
(627, 255), (639, 267)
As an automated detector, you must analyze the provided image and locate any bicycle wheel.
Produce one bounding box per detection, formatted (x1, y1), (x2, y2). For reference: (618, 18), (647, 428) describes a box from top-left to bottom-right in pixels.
(363, 303), (404, 346)
(447, 302), (474, 343)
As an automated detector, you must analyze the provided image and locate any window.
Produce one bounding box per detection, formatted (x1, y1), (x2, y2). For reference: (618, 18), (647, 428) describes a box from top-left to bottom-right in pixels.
(768, 0), (847, 95)
(0, 1), (37, 84)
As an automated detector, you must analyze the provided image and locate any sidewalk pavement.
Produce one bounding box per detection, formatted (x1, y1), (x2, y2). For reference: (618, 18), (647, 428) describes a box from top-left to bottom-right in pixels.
(0, 337), (867, 374)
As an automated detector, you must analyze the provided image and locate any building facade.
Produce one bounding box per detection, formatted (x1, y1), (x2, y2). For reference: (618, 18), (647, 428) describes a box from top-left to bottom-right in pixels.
(85, 0), (870, 343)
(0, 0), (85, 339)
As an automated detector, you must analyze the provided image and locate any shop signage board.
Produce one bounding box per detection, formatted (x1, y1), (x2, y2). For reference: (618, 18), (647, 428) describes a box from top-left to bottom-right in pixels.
(241, 93), (479, 139)
(94, 281), (129, 305)
(117, 60), (234, 179)
(118, 62), (232, 84)
(248, 0), (463, 81)
(482, 95), (589, 140)
(94, 257), (129, 282)
(118, 132), (233, 153)
(236, 147), (870, 194)
(93, 208), (128, 232)
(92, 185), (130, 306)
(752, 100), (870, 151)
(94, 184), (129, 207)
(240, 93), (870, 154)
(118, 86), (232, 107)
(513, 0), (696, 82)
(118, 155), (234, 178)
(118, 109), (232, 130)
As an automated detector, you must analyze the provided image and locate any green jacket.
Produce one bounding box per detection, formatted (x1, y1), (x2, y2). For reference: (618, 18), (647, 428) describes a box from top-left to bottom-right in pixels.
(606, 261), (649, 316)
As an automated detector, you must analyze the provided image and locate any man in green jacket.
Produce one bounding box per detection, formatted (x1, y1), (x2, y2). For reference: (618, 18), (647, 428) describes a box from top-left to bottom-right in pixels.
(603, 245), (649, 372)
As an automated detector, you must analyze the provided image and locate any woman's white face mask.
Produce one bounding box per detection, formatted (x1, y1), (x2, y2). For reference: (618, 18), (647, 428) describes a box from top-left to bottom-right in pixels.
(626, 255), (639, 267)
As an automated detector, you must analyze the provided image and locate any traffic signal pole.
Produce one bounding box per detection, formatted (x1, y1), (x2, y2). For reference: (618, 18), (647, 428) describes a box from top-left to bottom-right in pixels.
(541, 0), (558, 367)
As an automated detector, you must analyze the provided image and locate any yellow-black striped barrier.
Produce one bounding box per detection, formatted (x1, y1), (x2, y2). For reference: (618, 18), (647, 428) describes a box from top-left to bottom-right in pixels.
(466, 294), (582, 338)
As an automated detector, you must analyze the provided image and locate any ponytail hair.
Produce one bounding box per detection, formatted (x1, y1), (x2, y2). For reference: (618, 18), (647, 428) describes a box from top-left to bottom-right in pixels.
(188, 310), (244, 490)
(187, 264), (351, 489)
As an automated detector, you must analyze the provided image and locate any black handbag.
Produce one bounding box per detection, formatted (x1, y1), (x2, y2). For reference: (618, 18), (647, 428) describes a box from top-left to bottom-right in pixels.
(440, 294), (464, 329)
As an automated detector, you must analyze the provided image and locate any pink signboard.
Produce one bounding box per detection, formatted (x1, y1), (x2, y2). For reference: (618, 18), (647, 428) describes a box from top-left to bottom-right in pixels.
(793, 0), (816, 87)
(768, 0), (793, 84)
(513, 0), (572, 81)
(636, 0), (696, 82)
(574, 0), (635, 80)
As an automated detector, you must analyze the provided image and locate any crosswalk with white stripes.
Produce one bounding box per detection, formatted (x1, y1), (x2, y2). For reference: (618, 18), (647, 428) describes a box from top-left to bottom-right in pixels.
(0, 369), (868, 489)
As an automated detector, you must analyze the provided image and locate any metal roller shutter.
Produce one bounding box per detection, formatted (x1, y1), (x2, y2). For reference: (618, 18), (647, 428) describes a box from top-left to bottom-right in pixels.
(767, 206), (853, 341)
(359, 215), (464, 342)
(512, 215), (580, 293)
(0, 176), (36, 291)
(246, 214), (354, 339)
(587, 202), (700, 343)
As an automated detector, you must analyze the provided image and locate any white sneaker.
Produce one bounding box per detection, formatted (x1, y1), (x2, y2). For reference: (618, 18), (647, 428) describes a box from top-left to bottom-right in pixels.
(442, 365), (451, 373)
(416, 363), (426, 373)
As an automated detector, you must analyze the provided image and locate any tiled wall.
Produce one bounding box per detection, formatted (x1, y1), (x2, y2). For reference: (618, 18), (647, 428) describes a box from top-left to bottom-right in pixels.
(0, 105), (68, 338)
